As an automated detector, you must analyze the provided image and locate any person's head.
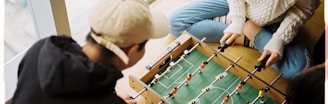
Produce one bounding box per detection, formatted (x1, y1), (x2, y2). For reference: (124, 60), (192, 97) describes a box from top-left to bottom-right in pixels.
(286, 62), (325, 104)
(84, 0), (170, 70)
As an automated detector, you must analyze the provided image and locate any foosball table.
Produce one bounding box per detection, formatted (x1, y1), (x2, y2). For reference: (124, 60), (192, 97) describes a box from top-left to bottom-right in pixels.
(129, 32), (288, 104)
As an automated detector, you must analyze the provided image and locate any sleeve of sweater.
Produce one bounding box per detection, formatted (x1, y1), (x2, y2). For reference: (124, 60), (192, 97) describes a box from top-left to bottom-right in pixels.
(264, 0), (320, 57)
(223, 0), (246, 35)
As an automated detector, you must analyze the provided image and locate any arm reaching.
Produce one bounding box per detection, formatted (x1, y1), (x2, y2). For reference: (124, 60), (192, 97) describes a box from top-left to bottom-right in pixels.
(264, 0), (320, 57)
(220, 0), (246, 45)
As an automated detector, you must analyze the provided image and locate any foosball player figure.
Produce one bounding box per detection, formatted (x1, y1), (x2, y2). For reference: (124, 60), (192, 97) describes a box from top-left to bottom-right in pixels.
(152, 74), (161, 84)
(180, 54), (187, 59)
(235, 81), (246, 94)
(222, 95), (230, 104)
(169, 87), (178, 98)
(149, 79), (156, 86)
(167, 65), (173, 72)
(202, 86), (210, 93)
(183, 49), (191, 56)
(215, 72), (226, 80)
(259, 88), (265, 104)
(185, 74), (192, 85)
(168, 62), (175, 71)
(188, 99), (196, 104)
(198, 61), (208, 73)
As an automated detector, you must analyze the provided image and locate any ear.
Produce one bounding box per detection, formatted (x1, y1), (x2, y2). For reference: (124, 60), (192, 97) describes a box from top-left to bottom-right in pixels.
(125, 44), (139, 56)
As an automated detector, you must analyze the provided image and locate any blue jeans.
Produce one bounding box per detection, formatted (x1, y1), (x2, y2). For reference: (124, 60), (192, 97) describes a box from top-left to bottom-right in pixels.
(169, 0), (309, 80)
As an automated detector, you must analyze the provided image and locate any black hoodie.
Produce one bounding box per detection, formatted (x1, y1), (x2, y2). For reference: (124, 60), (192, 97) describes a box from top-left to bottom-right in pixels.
(11, 36), (126, 104)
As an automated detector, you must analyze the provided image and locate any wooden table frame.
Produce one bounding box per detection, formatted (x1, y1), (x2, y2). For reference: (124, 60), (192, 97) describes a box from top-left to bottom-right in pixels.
(129, 32), (287, 104)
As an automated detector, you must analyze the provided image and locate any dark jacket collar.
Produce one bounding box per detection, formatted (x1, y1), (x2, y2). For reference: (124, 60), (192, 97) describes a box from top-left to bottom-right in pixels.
(37, 36), (123, 96)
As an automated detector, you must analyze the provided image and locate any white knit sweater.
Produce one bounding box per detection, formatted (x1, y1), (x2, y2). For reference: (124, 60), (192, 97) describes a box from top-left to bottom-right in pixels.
(224, 0), (320, 57)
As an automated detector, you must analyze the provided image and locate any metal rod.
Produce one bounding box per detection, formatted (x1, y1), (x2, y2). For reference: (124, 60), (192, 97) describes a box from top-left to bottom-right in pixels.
(131, 88), (147, 99)
(188, 33), (286, 97)
(164, 52), (217, 99)
(215, 52), (286, 96)
(189, 56), (241, 103)
(250, 74), (282, 104)
(188, 37), (206, 53)
(136, 38), (207, 99)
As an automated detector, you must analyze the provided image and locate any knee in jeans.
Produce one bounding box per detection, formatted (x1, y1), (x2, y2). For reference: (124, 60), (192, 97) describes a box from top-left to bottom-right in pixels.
(168, 14), (184, 27)
(281, 65), (306, 80)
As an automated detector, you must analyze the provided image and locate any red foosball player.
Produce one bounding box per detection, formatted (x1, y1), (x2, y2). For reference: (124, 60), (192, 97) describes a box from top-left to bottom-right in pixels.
(185, 74), (192, 85)
(199, 62), (206, 69)
(235, 81), (245, 94)
(222, 95), (230, 104)
(169, 87), (178, 97)
(198, 61), (208, 72)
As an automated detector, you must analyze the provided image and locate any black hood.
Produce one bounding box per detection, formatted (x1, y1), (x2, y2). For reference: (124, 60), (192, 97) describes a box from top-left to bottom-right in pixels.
(37, 36), (123, 96)
(12, 36), (126, 104)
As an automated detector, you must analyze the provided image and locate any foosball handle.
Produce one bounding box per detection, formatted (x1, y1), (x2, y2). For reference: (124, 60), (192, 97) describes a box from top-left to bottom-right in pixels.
(130, 96), (134, 100)
(255, 54), (270, 71)
(218, 43), (229, 52)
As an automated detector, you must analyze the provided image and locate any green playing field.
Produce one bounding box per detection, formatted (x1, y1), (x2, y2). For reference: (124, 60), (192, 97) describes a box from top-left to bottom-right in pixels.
(150, 50), (277, 104)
